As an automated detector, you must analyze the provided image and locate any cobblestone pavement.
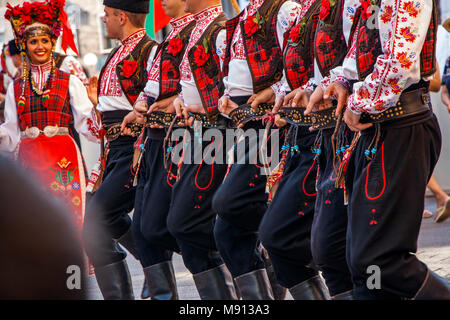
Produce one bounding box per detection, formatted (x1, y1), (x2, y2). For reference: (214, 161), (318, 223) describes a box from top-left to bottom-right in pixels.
(86, 197), (450, 300)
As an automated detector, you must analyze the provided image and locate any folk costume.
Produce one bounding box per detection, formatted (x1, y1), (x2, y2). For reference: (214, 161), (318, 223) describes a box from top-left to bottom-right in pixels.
(165, 4), (238, 300)
(130, 13), (196, 300)
(0, 1), (100, 239)
(258, 0), (333, 300)
(322, 0), (450, 299)
(211, 0), (300, 300)
(292, 0), (360, 300)
(81, 0), (158, 300)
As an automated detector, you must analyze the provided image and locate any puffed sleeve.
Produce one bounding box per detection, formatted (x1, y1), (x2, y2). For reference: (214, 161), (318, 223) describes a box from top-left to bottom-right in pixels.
(0, 83), (20, 153)
(68, 75), (101, 143)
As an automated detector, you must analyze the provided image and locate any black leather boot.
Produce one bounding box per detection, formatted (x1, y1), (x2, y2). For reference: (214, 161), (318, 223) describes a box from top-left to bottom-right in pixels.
(413, 270), (450, 300)
(234, 269), (275, 300)
(193, 264), (238, 300)
(289, 275), (330, 300)
(143, 261), (178, 300)
(94, 259), (134, 300)
(261, 248), (287, 300)
(331, 289), (354, 300)
(115, 228), (139, 260)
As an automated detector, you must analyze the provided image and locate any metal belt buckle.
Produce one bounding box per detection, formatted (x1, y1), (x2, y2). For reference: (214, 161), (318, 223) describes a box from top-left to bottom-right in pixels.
(24, 127), (40, 139)
(421, 93), (430, 105)
(43, 125), (60, 138)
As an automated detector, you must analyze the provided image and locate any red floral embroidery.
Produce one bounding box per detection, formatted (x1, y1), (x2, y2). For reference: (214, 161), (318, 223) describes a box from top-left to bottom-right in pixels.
(399, 27), (417, 43)
(168, 37), (183, 57)
(402, 1), (419, 18)
(396, 52), (413, 69)
(360, 0), (373, 20)
(122, 60), (138, 78)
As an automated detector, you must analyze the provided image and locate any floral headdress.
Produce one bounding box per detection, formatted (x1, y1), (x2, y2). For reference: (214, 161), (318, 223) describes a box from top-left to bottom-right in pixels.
(5, 0), (79, 55)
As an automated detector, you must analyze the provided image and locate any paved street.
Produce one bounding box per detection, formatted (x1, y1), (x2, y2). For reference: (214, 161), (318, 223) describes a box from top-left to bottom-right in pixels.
(86, 197), (450, 300)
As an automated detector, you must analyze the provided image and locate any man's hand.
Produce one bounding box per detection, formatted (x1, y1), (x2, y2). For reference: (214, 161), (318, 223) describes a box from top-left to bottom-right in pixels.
(0, 94), (5, 102)
(447, 103), (450, 114)
(218, 96), (239, 116)
(248, 87), (276, 111)
(134, 100), (148, 122)
(284, 88), (312, 108)
(272, 96), (287, 128)
(305, 86), (330, 115)
(148, 95), (177, 114)
(181, 104), (204, 127)
(343, 109), (372, 132)
(323, 82), (350, 117)
(86, 76), (99, 106)
(120, 111), (141, 135)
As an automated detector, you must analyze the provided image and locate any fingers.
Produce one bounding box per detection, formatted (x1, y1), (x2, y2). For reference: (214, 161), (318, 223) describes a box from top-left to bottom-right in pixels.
(291, 90), (304, 108)
(250, 97), (260, 111)
(148, 101), (160, 113)
(283, 91), (296, 107)
(274, 114), (287, 127)
(218, 97), (227, 114)
(272, 97), (283, 114)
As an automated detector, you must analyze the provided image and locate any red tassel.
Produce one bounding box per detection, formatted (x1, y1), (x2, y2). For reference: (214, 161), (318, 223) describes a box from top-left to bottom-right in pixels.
(59, 8), (79, 55)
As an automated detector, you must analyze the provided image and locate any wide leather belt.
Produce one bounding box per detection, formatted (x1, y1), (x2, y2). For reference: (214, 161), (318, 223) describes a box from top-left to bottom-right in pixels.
(360, 88), (431, 124)
(146, 111), (228, 129)
(104, 122), (143, 142)
(21, 126), (69, 139)
(145, 111), (177, 128)
(309, 87), (431, 130)
(278, 107), (314, 126)
(229, 103), (273, 127)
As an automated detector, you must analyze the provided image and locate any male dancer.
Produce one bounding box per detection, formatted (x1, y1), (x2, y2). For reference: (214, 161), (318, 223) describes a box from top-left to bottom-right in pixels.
(309, 0), (450, 300)
(121, 0), (196, 300)
(165, 0), (238, 300)
(258, 0), (335, 300)
(82, 0), (158, 300)
(213, 0), (301, 299)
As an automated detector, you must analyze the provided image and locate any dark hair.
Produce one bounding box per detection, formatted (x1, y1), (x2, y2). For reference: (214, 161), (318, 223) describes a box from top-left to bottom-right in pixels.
(8, 39), (21, 56)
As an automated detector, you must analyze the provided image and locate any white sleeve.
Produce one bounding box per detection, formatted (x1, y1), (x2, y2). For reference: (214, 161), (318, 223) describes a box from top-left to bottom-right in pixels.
(0, 83), (20, 152)
(147, 45), (158, 73)
(60, 56), (89, 86)
(277, 1), (302, 50)
(69, 75), (101, 143)
(216, 29), (227, 71)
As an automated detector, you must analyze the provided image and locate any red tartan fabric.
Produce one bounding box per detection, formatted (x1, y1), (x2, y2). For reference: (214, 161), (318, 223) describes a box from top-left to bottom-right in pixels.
(314, 0), (348, 77)
(284, 2), (321, 90)
(240, 0), (286, 93)
(189, 13), (227, 121)
(158, 21), (196, 101)
(13, 69), (73, 131)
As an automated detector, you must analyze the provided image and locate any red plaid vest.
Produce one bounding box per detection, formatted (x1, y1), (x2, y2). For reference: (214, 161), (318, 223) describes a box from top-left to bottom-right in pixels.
(355, 0), (438, 81)
(284, 0), (322, 90)
(98, 35), (157, 106)
(223, 0), (286, 93)
(189, 13), (227, 122)
(314, 0), (349, 77)
(157, 20), (196, 102)
(13, 69), (72, 131)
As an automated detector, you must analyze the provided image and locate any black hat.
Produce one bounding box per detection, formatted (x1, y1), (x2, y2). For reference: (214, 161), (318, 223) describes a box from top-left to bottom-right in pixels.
(103, 0), (150, 14)
(8, 39), (21, 56)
